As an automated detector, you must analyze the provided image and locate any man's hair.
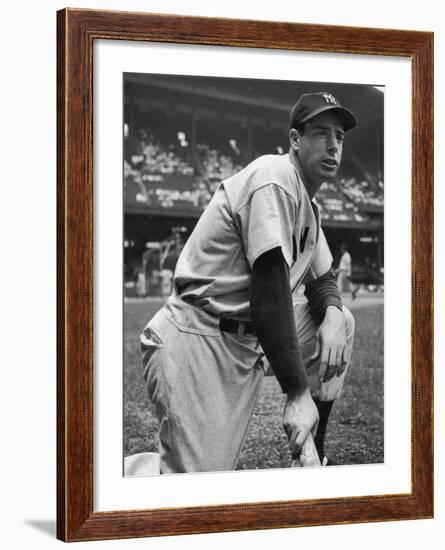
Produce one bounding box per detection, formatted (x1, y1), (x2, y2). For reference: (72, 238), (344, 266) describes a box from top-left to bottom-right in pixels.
(291, 122), (306, 134)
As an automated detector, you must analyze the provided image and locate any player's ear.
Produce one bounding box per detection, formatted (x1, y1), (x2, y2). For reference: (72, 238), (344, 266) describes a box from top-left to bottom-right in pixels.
(289, 128), (301, 151)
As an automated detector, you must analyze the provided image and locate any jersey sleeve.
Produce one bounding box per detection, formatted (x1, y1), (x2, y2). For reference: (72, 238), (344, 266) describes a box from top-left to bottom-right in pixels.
(237, 184), (297, 269)
(304, 227), (334, 282)
(251, 247), (308, 394)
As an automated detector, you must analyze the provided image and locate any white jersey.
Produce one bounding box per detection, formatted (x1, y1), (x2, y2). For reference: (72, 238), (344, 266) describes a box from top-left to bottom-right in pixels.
(174, 153), (333, 320)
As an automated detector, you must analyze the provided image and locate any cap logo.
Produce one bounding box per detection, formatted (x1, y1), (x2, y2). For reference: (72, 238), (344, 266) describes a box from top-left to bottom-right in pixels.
(322, 93), (337, 105)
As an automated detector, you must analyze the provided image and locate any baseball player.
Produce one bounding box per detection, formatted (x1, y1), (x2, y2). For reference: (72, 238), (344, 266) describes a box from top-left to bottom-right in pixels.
(140, 91), (356, 473)
(336, 243), (356, 299)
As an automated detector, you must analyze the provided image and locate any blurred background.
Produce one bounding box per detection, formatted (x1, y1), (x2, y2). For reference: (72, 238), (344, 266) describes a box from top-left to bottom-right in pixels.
(123, 75), (384, 299)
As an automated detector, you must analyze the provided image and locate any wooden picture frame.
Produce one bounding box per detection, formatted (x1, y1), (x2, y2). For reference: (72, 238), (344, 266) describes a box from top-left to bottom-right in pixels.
(57, 8), (433, 542)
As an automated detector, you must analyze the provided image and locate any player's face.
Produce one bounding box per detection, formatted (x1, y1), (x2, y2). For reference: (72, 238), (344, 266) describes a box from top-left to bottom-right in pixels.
(294, 111), (345, 186)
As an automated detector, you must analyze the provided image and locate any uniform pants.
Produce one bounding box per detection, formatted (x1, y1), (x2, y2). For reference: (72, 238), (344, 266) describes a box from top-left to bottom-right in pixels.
(140, 294), (355, 473)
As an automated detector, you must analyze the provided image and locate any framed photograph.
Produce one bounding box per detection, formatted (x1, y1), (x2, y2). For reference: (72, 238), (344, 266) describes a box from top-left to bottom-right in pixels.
(57, 8), (433, 542)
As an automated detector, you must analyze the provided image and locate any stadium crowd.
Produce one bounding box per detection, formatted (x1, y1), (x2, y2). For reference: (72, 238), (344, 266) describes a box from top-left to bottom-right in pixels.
(124, 123), (383, 219)
(340, 176), (384, 208)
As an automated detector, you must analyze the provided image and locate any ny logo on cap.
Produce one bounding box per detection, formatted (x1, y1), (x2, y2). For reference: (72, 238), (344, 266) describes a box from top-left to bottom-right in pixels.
(322, 93), (337, 104)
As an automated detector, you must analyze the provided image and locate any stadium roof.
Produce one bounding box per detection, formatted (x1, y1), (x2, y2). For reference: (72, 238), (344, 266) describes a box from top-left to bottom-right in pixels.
(125, 73), (383, 132)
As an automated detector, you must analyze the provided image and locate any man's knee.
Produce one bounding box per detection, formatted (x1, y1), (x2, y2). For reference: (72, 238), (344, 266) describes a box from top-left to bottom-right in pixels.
(342, 306), (355, 341)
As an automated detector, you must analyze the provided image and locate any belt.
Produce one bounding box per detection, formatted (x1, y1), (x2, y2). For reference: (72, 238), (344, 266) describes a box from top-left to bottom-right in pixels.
(219, 318), (256, 336)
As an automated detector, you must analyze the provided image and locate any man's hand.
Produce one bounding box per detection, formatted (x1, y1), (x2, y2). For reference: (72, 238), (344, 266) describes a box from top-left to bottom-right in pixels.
(311, 306), (349, 383)
(283, 388), (319, 459)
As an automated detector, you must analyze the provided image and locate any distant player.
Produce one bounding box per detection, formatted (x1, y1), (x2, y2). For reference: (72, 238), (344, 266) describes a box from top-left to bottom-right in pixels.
(140, 92), (356, 473)
(336, 244), (356, 300)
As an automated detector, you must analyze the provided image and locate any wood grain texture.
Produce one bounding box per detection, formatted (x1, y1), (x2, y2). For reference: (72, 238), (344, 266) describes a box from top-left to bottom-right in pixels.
(56, 8), (434, 542)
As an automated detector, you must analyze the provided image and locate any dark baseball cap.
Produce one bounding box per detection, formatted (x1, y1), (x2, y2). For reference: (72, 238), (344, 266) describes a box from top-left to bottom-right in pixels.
(290, 92), (357, 131)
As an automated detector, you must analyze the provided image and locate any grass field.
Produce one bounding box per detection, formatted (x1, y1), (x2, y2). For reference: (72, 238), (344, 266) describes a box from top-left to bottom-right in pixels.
(124, 299), (384, 469)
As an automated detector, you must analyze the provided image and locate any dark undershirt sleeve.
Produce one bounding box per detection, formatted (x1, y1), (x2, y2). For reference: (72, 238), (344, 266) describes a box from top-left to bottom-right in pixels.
(304, 267), (342, 322)
(250, 247), (309, 395)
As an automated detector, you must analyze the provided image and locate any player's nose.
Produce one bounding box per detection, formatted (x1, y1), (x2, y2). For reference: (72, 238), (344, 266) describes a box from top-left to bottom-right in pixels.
(326, 132), (339, 153)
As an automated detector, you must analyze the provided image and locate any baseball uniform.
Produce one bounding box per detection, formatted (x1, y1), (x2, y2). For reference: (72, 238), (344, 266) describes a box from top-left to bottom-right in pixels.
(140, 152), (355, 473)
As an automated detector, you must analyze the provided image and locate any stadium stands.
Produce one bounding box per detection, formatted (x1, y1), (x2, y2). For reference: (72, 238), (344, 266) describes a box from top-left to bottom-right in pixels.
(339, 177), (384, 209)
(123, 77), (384, 298)
(125, 124), (383, 221)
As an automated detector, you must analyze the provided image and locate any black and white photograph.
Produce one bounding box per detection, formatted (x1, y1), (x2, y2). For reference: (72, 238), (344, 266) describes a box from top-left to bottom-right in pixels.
(0, 0), (440, 545)
(122, 74), (384, 476)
